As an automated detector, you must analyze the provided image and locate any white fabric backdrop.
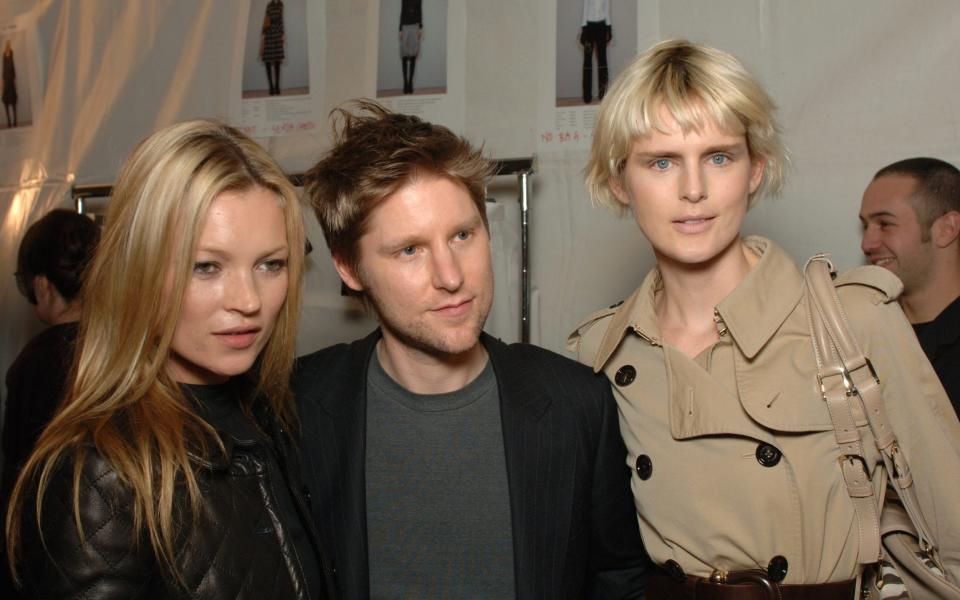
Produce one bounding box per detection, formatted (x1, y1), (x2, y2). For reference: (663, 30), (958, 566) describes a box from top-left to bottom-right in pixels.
(1, 0), (958, 413)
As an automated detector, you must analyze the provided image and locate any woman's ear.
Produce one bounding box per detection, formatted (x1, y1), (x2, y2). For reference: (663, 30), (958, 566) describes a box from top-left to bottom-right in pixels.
(610, 174), (631, 207)
(749, 156), (767, 195)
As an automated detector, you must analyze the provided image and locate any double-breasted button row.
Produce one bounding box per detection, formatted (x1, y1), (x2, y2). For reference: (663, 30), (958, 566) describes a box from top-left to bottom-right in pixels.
(767, 555), (788, 582)
(664, 559), (685, 581)
(635, 454), (652, 480)
(615, 365), (636, 387)
(755, 443), (781, 467)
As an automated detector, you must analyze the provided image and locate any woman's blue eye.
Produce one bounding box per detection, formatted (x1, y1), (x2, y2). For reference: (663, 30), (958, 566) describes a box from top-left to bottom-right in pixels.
(455, 230), (470, 241)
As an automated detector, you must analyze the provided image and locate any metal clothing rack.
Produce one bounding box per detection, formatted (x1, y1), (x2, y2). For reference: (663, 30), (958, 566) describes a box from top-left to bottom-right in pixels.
(73, 156), (536, 343)
(490, 157), (535, 343)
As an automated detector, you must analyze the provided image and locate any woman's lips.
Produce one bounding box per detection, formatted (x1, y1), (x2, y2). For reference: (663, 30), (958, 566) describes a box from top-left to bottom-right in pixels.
(673, 216), (714, 234)
(214, 329), (260, 349)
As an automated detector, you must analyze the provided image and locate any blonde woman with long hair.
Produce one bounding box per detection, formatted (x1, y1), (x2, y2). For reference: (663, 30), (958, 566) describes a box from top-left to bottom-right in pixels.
(5, 120), (334, 599)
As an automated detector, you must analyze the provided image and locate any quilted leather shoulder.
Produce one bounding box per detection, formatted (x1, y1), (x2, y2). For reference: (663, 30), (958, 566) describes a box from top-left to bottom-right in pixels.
(19, 450), (156, 599)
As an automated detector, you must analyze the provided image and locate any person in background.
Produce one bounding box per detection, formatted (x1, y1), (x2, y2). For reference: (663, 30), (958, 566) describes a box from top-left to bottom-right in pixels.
(1, 208), (99, 600)
(297, 100), (650, 599)
(5, 120), (333, 599)
(3, 209), (99, 501)
(860, 157), (960, 418)
(569, 39), (960, 598)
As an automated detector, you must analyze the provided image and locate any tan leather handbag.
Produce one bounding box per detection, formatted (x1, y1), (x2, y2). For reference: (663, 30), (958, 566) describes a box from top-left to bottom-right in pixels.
(803, 255), (960, 600)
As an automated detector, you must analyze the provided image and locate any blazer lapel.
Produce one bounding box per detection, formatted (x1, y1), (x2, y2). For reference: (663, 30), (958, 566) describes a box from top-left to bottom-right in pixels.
(299, 330), (380, 600)
(484, 334), (573, 600)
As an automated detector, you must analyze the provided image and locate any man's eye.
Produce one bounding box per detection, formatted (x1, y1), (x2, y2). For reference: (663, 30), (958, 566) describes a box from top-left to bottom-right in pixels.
(455, 230), (470, 241)
(400, 246), (416, 256)
(653, 159), (670, 170)
(711, 154), (728, 165)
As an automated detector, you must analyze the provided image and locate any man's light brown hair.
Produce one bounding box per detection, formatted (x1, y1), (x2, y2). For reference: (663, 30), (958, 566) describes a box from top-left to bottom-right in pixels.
(303, 100), (494, 276)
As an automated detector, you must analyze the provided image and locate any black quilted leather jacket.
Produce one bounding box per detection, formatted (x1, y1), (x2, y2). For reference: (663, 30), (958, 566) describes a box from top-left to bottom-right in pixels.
(17, 421), (333, 600)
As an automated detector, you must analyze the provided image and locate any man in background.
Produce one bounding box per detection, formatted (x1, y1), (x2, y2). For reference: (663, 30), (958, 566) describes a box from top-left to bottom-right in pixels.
(860, 157), (960, 417)
(295, 100), (649, 599)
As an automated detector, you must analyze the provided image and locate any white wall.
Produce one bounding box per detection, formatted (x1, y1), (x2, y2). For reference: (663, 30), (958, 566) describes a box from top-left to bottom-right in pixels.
(1, 0), (958, 413)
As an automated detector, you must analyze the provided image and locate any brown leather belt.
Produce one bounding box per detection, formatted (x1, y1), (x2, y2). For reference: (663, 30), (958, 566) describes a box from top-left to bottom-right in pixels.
(648, 570), (857, 600)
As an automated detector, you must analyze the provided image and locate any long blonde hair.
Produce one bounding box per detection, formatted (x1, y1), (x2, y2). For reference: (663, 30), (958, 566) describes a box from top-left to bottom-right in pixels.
(6, 119), (305, 580)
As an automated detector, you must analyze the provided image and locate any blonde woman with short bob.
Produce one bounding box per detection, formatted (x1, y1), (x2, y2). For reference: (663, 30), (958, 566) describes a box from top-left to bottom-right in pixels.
(569, 40), (960, 598)
(6, 120), (333, 599)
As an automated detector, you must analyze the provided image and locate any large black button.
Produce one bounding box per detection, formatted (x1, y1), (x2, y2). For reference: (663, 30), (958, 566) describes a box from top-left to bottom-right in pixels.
(635, 454), (653, 480)
(615, 365), (636, 387)
(755, 443), (782, 467)
(767, 555), (788, 582)
(664, 559), (686, 581)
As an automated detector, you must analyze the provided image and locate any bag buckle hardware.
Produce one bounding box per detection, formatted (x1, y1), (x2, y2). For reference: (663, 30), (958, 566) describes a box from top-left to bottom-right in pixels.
(817, 369), (846, 402)
(838, 454), (871, 481)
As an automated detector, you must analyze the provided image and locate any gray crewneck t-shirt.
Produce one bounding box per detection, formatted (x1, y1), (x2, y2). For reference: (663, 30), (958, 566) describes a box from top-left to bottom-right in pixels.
(365, 351), (516, 599)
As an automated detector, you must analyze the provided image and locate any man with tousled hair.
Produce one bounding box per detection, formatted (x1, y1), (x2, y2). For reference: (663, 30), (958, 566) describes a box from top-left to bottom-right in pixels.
(860, 157), (960, 416)
(294, 100), (650, 599)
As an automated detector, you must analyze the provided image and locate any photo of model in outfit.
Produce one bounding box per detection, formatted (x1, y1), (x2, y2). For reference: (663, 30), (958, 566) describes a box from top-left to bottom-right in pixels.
(3, 39), (17, 128)
(376, 0), (447, 98)
(555, 0), (635, 107)
(399, 0), (421, 94)
(260, 0), (285, 95)
(241, 0), (309, 99)
(580, 0), (610, 104)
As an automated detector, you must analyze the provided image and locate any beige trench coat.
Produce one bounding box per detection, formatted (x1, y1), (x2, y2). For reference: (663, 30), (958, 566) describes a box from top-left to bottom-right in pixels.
(568, 236), (960, 586)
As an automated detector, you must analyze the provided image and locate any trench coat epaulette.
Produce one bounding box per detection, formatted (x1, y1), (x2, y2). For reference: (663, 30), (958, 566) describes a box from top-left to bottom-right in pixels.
(831, 264), (903, 304)
(566, 300), (624, 365)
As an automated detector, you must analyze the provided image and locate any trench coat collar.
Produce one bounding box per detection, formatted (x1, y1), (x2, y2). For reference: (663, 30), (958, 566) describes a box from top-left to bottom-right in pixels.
(591, 236), (803, 369)
(715, 236), (805, 359)
(591, 268), (660, 372)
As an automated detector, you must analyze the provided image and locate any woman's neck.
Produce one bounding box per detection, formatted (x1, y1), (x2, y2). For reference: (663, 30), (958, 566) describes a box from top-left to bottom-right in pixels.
(654, 237), (757, 356)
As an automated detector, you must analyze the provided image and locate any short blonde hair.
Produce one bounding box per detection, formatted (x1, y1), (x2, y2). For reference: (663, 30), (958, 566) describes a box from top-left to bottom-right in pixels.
(586, 39), (788, 214)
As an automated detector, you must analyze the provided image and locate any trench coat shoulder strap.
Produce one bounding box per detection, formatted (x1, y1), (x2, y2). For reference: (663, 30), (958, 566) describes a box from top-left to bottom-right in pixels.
(833, 264), (903, 303)
(566, 303), (620, 366)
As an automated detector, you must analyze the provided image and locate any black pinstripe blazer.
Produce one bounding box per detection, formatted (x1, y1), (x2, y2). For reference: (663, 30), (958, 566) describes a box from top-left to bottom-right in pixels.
(293, 330), (651, 599)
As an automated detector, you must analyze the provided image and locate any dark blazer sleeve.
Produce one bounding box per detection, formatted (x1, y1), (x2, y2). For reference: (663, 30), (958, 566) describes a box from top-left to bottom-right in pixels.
(586, 378), (652, 599)
(18, 452), (155, 599)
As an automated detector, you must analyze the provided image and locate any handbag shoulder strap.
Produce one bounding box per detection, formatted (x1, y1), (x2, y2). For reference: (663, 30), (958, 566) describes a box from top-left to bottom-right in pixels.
(803, 255), (940, 559)
(804, 255), (882, 565)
